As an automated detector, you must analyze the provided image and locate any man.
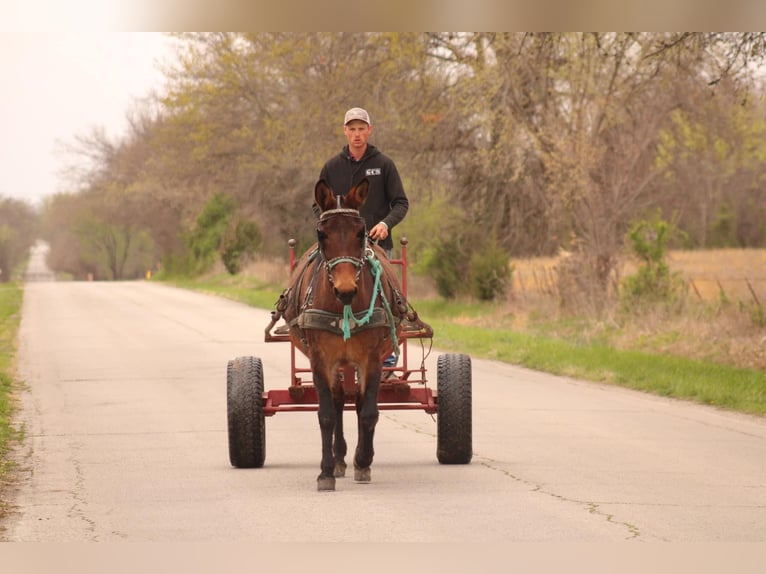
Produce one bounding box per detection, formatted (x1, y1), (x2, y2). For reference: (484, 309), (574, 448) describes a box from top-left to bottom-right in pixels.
(315, 107), (409, 375)
(314, 107), (409, 253)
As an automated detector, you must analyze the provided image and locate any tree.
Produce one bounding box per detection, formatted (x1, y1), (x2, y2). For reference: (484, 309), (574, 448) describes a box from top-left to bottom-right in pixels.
(653, 85), (766, 247)
(43, 187), (155, 281)
(421, 32), (766, 310)
(157, 33), (449, 255)
(45, 32), (766, 297)
(0, 198), (39, 282)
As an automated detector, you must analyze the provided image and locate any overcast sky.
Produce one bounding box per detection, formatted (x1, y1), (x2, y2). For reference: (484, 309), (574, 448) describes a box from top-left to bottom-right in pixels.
(0, 32), (177, 206)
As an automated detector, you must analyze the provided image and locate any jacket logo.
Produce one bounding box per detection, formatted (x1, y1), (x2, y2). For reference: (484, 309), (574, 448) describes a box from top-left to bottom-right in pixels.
(365, 168), (381, 176)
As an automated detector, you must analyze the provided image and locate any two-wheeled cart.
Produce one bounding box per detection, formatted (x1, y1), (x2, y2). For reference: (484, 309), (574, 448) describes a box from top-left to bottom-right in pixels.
(226, 238), (472, 469)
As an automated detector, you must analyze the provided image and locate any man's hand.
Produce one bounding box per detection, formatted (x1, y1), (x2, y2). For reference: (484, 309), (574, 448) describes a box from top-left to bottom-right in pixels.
(369, 222), (389, 242)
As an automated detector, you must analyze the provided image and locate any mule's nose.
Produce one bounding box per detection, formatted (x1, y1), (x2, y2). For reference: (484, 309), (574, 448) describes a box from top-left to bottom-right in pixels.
(334, 286), (357, 306)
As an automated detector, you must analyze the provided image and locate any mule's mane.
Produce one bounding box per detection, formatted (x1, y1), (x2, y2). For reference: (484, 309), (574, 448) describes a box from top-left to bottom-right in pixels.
(319, 208), (361, 220)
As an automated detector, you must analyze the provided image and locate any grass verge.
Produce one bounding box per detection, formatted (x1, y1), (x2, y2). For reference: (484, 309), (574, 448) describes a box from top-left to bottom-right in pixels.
(166, 274), (766, 417)
(0, 282), (24, 522)
(165, 274), (284, 311)
(429, 319), (766, 415)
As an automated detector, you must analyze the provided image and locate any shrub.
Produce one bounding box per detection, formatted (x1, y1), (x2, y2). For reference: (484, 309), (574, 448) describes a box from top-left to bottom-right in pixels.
(621, 216), (687, 311)
(422, 237), (465, 299)
(185, 193), (235, 275)
(470, 240), (511, 301)
(221, 220), (262, 275)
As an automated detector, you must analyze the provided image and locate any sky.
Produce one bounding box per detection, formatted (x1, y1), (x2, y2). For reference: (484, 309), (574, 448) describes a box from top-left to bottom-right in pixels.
(0, 32), (177, 206)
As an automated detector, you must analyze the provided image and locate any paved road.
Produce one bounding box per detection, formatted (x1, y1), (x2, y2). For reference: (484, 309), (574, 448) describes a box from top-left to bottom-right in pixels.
(3, 280), (766, 542)
(22, 240), (56, 282)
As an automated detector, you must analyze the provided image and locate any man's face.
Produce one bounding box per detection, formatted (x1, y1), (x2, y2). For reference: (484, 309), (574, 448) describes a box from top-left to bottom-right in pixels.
(344, 120), (372, 151)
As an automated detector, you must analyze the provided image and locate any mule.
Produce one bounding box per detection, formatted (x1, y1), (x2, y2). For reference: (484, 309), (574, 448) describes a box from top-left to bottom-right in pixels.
(282, 179), (407, 491)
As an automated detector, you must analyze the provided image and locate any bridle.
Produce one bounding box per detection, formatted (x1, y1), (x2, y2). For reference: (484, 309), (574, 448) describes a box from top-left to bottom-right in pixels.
(306, 205), (399, 345)
(317, 208), (369, 285)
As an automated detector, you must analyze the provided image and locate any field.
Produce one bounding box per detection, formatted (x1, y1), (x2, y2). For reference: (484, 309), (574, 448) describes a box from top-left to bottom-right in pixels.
(505, 249), (766, 372)
(668, 249), (766, 304)
(511, 249), (766, 305)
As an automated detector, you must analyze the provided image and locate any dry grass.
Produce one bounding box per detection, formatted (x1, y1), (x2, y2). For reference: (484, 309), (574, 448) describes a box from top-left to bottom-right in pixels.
(240, 256), (293, 286)
(511, 249), (766, 305)
(668, 248), (766, 304)
(507, 249), (766, 371)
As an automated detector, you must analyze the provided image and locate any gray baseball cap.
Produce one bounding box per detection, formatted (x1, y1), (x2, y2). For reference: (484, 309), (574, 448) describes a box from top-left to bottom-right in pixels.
(344, 107), (371, 125)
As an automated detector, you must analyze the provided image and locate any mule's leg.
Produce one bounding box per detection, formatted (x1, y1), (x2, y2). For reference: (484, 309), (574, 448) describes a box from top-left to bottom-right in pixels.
(332, 376), (347, 478)
(315, 368), (338, 491)
(353, 359), (381, 483)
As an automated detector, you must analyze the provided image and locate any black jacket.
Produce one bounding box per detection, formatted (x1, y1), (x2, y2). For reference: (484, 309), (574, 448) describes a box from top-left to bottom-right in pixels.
(314, 144), (409, 250)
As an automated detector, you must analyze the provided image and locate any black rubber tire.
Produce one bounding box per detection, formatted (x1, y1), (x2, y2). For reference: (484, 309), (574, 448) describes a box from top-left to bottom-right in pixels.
(436, 353), (472, 464)
(227, 356), (266, 468)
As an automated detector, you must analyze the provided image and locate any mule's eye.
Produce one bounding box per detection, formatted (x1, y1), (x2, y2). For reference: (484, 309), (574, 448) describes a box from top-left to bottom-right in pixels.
(357, 229), (366, 241)
(317, 230), (328, 241)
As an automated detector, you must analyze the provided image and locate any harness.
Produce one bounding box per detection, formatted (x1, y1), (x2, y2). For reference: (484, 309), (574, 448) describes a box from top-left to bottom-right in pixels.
(273, 209), (404, 356)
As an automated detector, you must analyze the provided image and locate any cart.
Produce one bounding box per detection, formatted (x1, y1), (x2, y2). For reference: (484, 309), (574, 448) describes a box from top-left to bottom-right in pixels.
(226, 237), (472, 469)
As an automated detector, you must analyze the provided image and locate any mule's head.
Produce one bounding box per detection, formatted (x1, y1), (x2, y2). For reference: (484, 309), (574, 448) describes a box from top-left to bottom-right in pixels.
(314, 179), (369, 306)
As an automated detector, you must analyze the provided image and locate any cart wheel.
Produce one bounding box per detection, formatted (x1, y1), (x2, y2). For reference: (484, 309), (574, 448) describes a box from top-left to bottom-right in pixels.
(227, 356), (266, 468)
(436, 353), (472, 464)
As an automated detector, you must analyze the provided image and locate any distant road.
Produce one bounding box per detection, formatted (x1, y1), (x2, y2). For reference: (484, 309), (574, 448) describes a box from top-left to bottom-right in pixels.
(3, 280), (766, 542)
(23, 240), (55, 282)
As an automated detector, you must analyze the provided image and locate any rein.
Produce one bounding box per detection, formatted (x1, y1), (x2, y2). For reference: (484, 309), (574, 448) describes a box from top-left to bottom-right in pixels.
(339, 248), (398, 357)
(314, 208), (400, 354)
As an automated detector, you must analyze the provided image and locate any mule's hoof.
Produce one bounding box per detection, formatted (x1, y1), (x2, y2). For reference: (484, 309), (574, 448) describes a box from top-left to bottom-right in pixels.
(354, 467), (371, 482)
(334, 461), (347, 478)
(317, 475), (336, 491)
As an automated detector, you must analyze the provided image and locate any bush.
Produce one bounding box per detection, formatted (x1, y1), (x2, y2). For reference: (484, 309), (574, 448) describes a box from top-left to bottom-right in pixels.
(221, 220), (262, 275)
(422, 237), (465, 299)
(620, 216), (687, 310)
(406, 195), (467, 298)
(185, 193), (235, 275)
(174, 194), (262, 277)
(407, 198), (510, 301)
(470, 240), (511, 301)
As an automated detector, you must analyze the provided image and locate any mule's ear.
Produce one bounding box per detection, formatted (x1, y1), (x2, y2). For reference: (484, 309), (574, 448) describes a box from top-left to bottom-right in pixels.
(345, 178), (369, 210)
(314, 180), (337, 212)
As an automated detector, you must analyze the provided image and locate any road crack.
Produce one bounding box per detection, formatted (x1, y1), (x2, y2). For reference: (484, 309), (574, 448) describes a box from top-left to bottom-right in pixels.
(383, 414), (649, 540)
(66, 440), (99, 541)
(474, 455), (646, 540)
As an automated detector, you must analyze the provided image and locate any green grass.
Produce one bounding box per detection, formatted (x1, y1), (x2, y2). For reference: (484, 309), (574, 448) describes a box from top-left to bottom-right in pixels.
(164, 273), (284, 310)
(428, 320), (766, 414)
(0, 282), (24, 520)
(168, 274), (766, 417)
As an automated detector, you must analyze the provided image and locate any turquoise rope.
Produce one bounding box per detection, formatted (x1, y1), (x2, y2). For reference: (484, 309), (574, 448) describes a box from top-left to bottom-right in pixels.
(340, 253), (399, 357)
(341, 304), (355, 339)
